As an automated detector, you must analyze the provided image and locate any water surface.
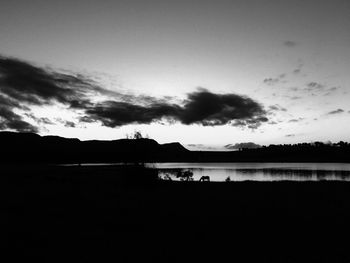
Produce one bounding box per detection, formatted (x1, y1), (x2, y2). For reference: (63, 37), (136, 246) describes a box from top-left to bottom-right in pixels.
(150, 162), (350, 181)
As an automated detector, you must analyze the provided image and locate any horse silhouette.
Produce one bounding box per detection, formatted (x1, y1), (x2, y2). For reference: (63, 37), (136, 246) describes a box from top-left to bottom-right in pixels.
(199, 176), (210, 182)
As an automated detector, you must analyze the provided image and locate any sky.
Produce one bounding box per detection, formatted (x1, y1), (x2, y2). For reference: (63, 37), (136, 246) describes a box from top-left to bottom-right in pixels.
(0, 0), (350, 150)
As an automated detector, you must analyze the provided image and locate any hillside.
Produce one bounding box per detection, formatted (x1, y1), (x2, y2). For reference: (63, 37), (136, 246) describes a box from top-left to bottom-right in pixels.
(0, 132), (190, 163)
(1, 132), (350, 163)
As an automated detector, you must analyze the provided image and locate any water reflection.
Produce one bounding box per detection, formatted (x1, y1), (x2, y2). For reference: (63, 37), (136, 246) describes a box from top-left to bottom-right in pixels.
(153, 163), (350, 182)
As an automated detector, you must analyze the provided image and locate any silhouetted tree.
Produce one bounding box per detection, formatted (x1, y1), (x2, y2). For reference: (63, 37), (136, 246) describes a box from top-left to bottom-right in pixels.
(176, 170), (194, 181)
(125, 130), (145, 140)
(133, 131), (143, 139)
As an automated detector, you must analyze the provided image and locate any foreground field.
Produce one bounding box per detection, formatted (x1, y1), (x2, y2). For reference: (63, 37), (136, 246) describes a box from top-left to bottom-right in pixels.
(3, 165), (350, 262)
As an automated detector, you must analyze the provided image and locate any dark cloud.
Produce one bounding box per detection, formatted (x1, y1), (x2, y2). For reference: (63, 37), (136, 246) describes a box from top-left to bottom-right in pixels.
(82, 101), (181, 126)
(225, 142), (261, 150)
(0, 94), (37, 132)
(0, 56), (268, 131)
(0, 56), (105, 132)
(0, 56), (96, 106)
(179, 88), (267, 126)
(83, 88), (268, 128)
(284, 41), (297, 47)
(0, 107), (38, 132)
(327, 109), (344, 115)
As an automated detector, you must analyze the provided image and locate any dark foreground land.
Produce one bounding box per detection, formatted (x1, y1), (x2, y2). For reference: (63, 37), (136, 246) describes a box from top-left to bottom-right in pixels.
(3, 165), (350, 262)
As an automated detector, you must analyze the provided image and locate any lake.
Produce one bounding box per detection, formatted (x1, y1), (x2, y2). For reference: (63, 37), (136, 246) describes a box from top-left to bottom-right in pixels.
(149, 162), (350, 181)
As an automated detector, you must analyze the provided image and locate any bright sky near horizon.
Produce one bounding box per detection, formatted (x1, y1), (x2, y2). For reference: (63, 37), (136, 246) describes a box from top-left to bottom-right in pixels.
(0, 0), (350, 150)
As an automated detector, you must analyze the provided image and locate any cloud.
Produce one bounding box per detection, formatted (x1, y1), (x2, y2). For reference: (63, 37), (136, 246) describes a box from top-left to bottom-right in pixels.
(0, 56), (99, 106)
(0, 94), (38, 132)
(225, 142), (261, 150)
(306, 82), (325, 91)
(263, 73), (287, 86)
(0, 56), (269, 131)
(302, 83), (341, 98)
(0, 107), (38, 132)
(263, 78), (279, 85)
(179, 88), (267, 126)
(82, 101), (181, 126)
(83, 88), (268, 127)
(288, 118), (305, 123)
(284, 82), (339, 99)
(64, 121), (76, 128)
(268, 104), (287, 112)
(285, 134), (295, 137)
(328, 87), (339, 92)
(292, 63), (307, 77)
(284, 41), (297, 47)
(24, 113), (54, 125)
(289, 96), (302, 100)
(283, 81), (338, 99)
(327, 109), (344, 115)
(0, 56), (105, 132)
(323, 87), (340, 97)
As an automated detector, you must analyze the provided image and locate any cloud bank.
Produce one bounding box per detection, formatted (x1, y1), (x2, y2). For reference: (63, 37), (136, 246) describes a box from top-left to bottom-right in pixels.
(0, 56), (268, 132)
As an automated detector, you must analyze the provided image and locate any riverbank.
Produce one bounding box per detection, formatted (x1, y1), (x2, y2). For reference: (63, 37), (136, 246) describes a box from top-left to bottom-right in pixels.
(4, 165), (350, 262)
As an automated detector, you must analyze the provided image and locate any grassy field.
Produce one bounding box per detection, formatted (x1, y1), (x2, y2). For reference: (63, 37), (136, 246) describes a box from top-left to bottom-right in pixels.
(3, 165), (350, 262)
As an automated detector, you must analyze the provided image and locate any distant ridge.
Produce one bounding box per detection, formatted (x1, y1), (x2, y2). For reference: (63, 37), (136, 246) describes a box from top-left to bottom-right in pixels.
(160, 142), (189, 152)
(0, 132), (190, 163)
(1, 132), (350, 163)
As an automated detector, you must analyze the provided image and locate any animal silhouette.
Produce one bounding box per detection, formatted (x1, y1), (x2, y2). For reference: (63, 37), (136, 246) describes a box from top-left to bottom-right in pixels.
(199, 176), (210, 182)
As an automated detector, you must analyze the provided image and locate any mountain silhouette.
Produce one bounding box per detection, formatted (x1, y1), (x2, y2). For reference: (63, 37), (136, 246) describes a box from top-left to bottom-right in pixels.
(1, 131), (350, 163)
(0, 131), (190, 163)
